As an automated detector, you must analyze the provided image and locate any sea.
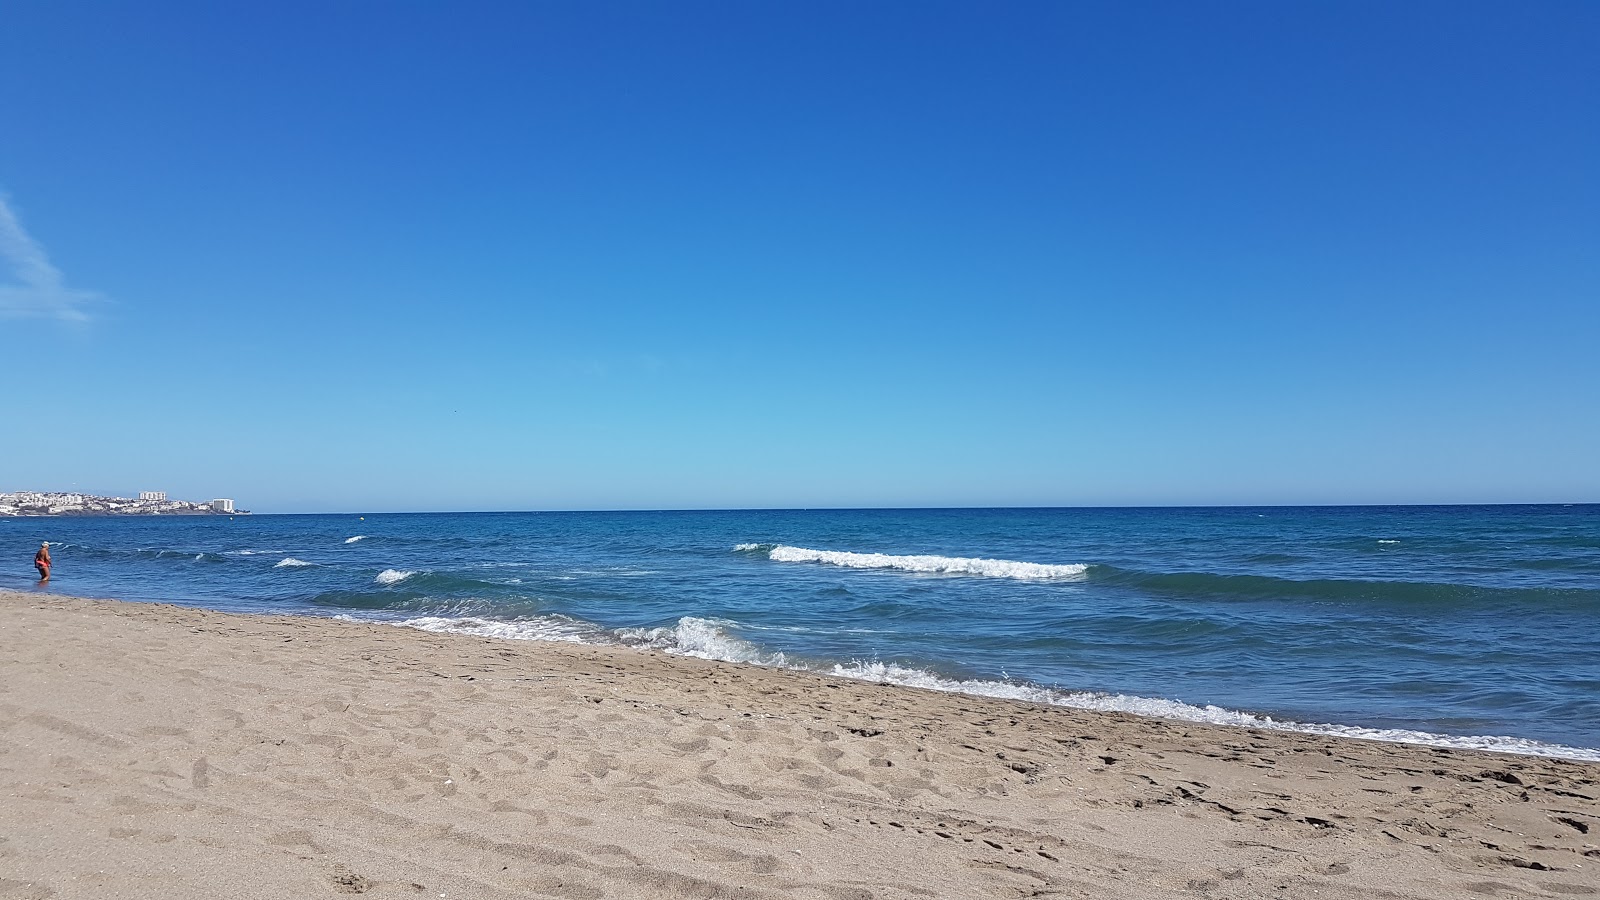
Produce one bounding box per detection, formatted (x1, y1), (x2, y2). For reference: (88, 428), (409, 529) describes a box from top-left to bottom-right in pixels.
(4, 505), (1597, 761)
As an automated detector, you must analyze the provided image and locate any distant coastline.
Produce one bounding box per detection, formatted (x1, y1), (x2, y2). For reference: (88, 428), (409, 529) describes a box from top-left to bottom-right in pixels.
(0, 491), (247, 517)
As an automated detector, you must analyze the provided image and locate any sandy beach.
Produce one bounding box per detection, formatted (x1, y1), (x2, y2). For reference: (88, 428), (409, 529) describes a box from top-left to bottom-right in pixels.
(0, 592), (1595, 899)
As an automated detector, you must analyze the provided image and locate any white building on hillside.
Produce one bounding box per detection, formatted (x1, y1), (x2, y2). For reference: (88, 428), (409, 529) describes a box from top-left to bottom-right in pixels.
(139, 491), (166, 502)
(210, 499), (235, 513)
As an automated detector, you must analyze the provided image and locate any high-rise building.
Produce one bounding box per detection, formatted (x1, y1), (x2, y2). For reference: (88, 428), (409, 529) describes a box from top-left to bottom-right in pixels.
(139, 491), (166, 502)
(210, 499), (235, 513)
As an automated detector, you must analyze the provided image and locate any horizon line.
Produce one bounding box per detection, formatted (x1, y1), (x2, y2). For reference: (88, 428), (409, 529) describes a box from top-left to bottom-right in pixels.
(190, 500), (1600, 517)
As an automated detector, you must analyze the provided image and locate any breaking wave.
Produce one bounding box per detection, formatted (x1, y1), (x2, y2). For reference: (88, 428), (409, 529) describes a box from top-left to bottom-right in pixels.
(389, 612), (783, 664)
(374, 568), (416, 586)
(274, 558), (315, 568)
(616, 617), (788, 665)
(345, 535), (367, 544)
(749, 544), (1087, 580)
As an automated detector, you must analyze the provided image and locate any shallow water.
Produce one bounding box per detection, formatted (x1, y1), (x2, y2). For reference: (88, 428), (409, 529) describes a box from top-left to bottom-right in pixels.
(5, 505), (1597, 758)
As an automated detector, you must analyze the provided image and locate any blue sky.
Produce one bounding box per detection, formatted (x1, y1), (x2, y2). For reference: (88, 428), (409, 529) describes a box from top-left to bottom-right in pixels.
(1, 2), (1595, 512)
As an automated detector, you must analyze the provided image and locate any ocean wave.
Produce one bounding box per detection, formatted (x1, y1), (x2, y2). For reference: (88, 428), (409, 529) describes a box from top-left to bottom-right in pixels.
(1090, 566), (1599, 607)
(403, 613), (783, 663)
(45, 545), (232, 563)
(562, 567), (661, 578)
(1377, 539), (1401, 544)
(274, 558), (315, 568)
(615, 617), (788, 665)
(309, 589), (421, 610)
(398, 614), (600, 643)
(345, 535), (366, 544)
(752, 545), (1088, 580)
(375, 568), (416, 586)
(388, 613), (768, 655)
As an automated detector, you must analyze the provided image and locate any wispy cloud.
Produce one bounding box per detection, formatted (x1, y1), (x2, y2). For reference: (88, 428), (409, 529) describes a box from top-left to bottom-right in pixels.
(0, 196), (101, 322)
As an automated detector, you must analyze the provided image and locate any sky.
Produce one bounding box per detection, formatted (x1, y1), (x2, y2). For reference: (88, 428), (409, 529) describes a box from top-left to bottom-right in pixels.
(0, 1), (1596, 513)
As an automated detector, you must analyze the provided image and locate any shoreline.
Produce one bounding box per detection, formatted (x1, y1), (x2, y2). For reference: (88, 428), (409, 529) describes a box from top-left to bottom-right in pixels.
(24, 579), (1591, 764)
(15, 504), (1597, 770)
(399, 603), (1600, 765)
(3, 591), (1597, 898)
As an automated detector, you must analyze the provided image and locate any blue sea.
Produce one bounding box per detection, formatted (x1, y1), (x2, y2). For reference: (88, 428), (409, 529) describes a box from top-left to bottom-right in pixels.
(4, 506), (1597, 760)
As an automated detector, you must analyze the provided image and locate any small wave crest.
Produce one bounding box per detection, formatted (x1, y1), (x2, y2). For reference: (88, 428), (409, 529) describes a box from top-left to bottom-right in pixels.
(616, 617), (787, 666)
(753, 545), (1087, 580)
(398, 615), (600, 643)
(345, 535), (366, 544)
(274, 558), (315, 568)
(374, 568), (416, 586)
(388, 613), (778, 663)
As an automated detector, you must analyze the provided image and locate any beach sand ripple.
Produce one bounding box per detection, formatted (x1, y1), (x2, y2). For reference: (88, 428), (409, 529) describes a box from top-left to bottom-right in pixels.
(1, 592), (1596, 899)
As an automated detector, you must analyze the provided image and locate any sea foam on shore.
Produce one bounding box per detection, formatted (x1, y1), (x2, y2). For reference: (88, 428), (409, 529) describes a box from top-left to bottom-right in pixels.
(392, 611), (1600, 762)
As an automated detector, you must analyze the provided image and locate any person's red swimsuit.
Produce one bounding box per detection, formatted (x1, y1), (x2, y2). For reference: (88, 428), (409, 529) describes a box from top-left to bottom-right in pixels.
(35, 551), (50, 579)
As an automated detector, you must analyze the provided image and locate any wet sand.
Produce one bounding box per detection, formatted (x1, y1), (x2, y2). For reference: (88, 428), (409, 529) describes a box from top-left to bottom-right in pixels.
(1, 592), (1596, 899)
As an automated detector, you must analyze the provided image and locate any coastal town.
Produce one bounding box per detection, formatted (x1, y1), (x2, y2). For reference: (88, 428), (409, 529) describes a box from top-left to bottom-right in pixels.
(0, 491), (246, 516)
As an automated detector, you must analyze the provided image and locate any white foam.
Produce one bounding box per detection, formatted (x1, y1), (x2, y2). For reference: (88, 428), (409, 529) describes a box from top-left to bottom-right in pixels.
(274, 557), (315, 568)
(374, 568), (416, 585)
(396, 608), (1600, 760)
(427, 613), (785, 667)
(349, 607), (1600, 763)
(760, 545), (1087, 580)
(398, 615), (599, 643)
(616, 617), (787, 666)
(826, 661), (1600, 762)
(345, 535), (366, 544)
(733, 542), (771, 552)
(346, 607), (1600, 761)
(1377, 540), (1401, 544)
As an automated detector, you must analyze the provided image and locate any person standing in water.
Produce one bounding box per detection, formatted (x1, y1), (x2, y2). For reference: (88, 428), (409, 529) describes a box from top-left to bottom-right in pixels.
(34, 542), (51, 581)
